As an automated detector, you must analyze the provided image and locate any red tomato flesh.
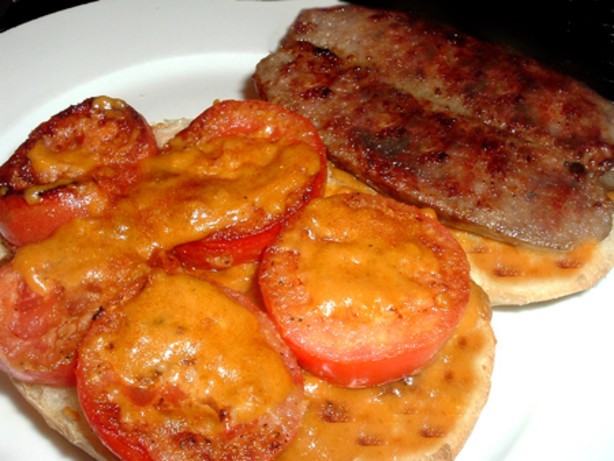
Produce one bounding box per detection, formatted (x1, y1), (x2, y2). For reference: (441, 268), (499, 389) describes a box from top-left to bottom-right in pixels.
(0, 191), (90, 249)
(164, 100), (327, 269)
(172, 221), (282, 270)
(0, 216), (152, 386)
(258, 192), (471, 388)
(76, 272), (304, 461)
(0, 264), (76, 385)
(0, 96), (158, 246)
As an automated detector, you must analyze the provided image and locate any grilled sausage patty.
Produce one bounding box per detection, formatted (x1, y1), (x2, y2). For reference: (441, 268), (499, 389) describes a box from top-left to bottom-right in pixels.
(254, 5), (614, 250)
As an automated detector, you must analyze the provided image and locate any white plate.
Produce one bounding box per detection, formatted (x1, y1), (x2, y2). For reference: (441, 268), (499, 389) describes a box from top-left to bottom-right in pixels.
(0, 1), (613, 460)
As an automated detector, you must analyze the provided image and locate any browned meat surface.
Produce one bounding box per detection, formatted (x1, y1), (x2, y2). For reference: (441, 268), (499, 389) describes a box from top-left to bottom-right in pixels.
(254, 6), (614, 250)
(280, 6), (614, 177)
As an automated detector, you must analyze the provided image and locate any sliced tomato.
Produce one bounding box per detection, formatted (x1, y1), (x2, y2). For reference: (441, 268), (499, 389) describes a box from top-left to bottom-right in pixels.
(0, 190), (90, 249)
(172, 221), (282, 270)
(76, 272), (304, 461)
(163, 100), (327, 269)
(0, 260), (149, 386)
(0, 217), (152, 386)
(0, 264), (77, 385)
(0, 96), (158, 246)
(258, 192), (471, 388)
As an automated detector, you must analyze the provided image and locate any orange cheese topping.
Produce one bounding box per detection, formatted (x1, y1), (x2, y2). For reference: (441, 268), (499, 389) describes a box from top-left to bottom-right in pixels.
(27, 141), (99, 185)
(4, 110), (497, 459)
(12, 129), (322, 295)
(325, 163), (376, 196)
(88, 272), (296, 434)
(90, 95), (128, 112)
(11, 217), (150, 297)
(453, 229), (595, 280)
(208, 166), (494, 459)
(274, 196), (448, 345)
(202, 262), (261, 302)
(124, 135), (322, 249)
(83, 224), (489, 460)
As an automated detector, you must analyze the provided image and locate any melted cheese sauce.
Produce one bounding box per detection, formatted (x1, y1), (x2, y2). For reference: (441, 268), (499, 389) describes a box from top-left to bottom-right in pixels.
(11, 131), (321, 295)
(272, 194), (453, 351)
(91, 95), (127, 112)
(3, 119), (496, 459)
(189, 166), (494, 459)
(130, 135), (321, 248)
(90, 272), (296, 434)
(12, 216), (150, 297)
(454, 229), (595, 280)
(27, 141), (99, 184)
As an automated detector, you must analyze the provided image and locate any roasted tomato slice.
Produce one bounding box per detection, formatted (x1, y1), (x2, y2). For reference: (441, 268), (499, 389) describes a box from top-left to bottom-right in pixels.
(0, 189), (91, 248)
(258, 192), (471, 388)
(0, 218), (151, 386)
(162, 99), (327, 269)
(76, 271), (304, 461)
(0, 96), (158, 246)
(172, 221), (283, 269)
(0, 264), (76, 385)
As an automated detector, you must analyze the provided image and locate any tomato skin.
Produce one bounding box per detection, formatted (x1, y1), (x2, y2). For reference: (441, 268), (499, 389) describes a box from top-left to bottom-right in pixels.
(259, 192), (471, 388)
(76, 402), (152, 461)
(273, 321), (447, 389)
(76, 272), (304, 461)
(0, 96), (158, 246)
(167, 100), (327, 269)
(172, 221), (282, 270)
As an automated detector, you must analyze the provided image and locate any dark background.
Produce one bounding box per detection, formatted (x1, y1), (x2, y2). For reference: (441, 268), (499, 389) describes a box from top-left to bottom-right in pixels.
(0, 0), (96, 32)
(2, 0), (614, 100)
(355, 0), (614, 101)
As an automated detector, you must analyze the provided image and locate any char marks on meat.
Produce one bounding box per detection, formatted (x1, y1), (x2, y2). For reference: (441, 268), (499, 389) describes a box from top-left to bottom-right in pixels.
(254, 6), (614, 250)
